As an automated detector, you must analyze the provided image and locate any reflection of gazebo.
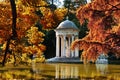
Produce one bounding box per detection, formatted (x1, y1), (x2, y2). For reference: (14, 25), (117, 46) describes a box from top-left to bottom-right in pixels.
(55, 20), (79, 58)
(46, 20), (80, 63)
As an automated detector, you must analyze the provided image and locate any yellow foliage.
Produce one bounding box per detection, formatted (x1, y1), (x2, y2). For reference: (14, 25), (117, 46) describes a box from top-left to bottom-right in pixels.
(26, 26), (45, 44)
(112, 25), (120, 35)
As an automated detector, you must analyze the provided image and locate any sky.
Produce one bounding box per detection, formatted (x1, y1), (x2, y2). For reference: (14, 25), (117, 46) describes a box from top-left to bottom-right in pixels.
(58, 0), (91, 7)
(86, 0), (91, 3)
(59, 0), (91, 3)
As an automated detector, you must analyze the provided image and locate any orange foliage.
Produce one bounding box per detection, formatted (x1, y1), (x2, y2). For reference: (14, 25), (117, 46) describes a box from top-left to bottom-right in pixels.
(20, 0), (67, 29)
(20, 0), (48, 7)
(0, 1), (38, 43)
(0, 0), (46, 64)
(40, 8), (67, 29)
(71, 0), (120, 62)
(0, 0), (67, 64)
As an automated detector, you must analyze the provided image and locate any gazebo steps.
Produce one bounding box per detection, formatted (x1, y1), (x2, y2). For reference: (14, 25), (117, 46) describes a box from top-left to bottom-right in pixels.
(46, 57), (83, 63)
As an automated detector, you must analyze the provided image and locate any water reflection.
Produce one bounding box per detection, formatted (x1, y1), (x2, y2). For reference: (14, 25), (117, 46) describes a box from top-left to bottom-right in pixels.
(55, 64), (107, 79)
(0, 63), (120, 79)
(55, 64), (79, 79)
(96, 64), (108, 75)
(38, 63), (120, 80)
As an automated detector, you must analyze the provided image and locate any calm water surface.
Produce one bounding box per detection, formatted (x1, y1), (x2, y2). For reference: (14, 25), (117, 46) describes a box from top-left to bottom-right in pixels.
(0, 63), (120, 80)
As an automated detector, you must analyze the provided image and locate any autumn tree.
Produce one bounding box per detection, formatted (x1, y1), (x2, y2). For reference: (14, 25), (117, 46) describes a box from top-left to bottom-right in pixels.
(0, 0), (40, 66)
(20, 0), (67, 58)
(20, 0), (67, 29)
(0, 0), (67, 66)
(71, 0), (120, 63)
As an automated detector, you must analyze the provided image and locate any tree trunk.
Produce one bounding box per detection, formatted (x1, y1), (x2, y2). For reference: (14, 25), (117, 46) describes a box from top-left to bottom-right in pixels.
(2, 38), (11, 66)
(10, 0), (17, 38)
(2, 0), (17, 66)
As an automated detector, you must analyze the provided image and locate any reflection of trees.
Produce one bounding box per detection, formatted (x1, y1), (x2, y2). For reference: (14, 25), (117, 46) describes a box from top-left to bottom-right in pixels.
(80, 64), (98, 78)
(0, 63), (119, 79)
(0, 69), (37, 79)
(0, 69), (54, 79)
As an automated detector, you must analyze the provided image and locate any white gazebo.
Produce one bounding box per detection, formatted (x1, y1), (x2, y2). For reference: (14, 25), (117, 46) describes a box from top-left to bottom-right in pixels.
(46, 20), (80, 63)
(55, 20), (79, 58)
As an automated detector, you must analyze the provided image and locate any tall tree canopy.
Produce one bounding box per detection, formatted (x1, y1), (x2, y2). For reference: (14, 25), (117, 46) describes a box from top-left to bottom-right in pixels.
(71, 0), (120, 62)
(0, 0), (67, 66)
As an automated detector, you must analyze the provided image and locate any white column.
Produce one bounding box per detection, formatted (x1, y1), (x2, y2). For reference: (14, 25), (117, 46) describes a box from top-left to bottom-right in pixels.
(61, 36), (64, 57)
(75, 35), (79, 57)
(56, 35), (60, 57)
(66, 37), (69, 57)
(68, 37), (71, 57)
(63, 35), (66, 57)
(71, 35), (75, 57)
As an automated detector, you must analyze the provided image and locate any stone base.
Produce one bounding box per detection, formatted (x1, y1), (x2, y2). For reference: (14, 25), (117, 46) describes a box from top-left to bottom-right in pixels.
(46, 57), (82, 63)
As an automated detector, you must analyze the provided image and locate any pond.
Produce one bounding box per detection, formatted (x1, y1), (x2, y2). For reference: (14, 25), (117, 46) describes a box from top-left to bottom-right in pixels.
(0, 63), (120, 80)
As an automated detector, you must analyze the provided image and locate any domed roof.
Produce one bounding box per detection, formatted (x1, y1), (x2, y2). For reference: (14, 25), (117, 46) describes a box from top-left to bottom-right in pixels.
(57, 20), (78, 30)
